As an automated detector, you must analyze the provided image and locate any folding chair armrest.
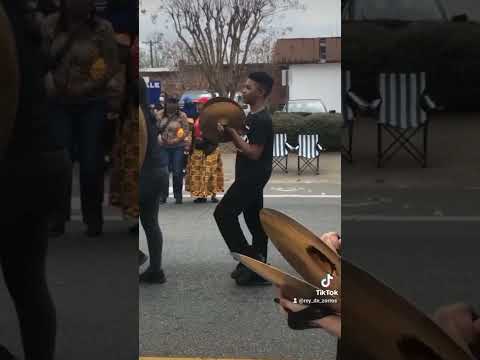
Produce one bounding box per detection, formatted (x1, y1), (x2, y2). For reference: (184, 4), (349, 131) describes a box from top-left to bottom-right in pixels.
(287, 142), (299, 152)
(285, 142), (296, 152)
(369, 98), (382, 112)
(316, 143), (324, 152)
(421, 93), (442, 111)
(347, 90), (370, 111)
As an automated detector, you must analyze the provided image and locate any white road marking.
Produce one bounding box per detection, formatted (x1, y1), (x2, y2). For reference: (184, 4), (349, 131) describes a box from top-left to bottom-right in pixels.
(167, 194), (341, 199)
(71, 215), (124, 221)
(344, 215), (480, 222)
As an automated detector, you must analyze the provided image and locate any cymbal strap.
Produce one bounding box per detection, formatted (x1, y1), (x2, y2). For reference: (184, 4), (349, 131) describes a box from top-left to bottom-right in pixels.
(286, 305), (337, 331)
(469, 307), (480, 359)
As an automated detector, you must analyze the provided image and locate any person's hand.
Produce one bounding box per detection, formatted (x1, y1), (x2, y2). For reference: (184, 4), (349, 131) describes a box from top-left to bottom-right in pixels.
(319, 232), (341, 254)
(275, 230), (342, 337)
(157, 134), (165, 146)
(225, 127), (236, 135)
(153, 110), (164, 121)
(217, 119), (236, 134)
(276, 288), (341, 338)
(433, 303), (480, 357)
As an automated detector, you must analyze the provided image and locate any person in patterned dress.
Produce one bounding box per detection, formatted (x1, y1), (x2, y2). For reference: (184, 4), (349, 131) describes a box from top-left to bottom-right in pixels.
(185, 96), (224, 203)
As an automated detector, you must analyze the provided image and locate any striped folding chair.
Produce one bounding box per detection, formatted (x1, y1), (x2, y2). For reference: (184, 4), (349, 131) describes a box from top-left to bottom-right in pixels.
(272, 133), (291, 173)
(377, 72), (436, 168)
(296, 134), (324, 175)
(342, 71), (372, 163)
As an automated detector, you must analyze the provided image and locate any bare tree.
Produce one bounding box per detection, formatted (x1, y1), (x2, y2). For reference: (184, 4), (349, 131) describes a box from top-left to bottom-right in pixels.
(155, 0), (301, 97)
(248, 26), (293, 64)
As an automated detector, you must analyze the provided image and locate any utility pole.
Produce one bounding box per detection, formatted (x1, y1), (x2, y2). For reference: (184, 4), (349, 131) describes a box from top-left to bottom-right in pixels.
(142, 40), (161, 68)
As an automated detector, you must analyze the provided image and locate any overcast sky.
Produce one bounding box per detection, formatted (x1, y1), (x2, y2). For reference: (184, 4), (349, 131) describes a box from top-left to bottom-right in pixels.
(139, 0), (341, 43)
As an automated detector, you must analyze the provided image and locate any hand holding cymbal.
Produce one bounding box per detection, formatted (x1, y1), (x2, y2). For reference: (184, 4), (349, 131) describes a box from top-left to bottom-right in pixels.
(257, 208), (474, 359)
(199, 97), (246, 143)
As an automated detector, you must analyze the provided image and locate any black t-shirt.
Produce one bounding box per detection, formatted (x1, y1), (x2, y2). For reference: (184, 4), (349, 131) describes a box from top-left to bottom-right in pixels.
(235, 109), (273, 181)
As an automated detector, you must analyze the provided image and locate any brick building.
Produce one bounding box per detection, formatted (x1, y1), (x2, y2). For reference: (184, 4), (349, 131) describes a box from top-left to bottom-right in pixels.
(140, 37), (340, 108)
(140, 63), (287, 107)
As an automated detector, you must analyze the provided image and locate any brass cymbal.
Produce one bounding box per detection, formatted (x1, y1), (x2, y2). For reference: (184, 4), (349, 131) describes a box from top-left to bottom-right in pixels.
(259, 208), (341, 296)
(233, 253), (320, 301)
(342, 259), (472, 360)
(0, 4), (19, 158)
(199, 97), (246, 143)
(260, 208), (471, 359)
(139, 106), (147, 170)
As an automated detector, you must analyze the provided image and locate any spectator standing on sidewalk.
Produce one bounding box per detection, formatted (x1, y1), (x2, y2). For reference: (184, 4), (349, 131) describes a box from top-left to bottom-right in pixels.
(185, 96), (224, 203)
(44, 0), (118, 237)
(157, 99), (191, 204)
(108, 12), (141, 235)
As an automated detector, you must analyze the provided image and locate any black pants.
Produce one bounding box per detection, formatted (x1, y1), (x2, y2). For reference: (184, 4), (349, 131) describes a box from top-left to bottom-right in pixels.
(214, 174), (271, 260)
(0, 149), (69, 360)
(139, 165), (169, 272)
(49, 101), (106, 227)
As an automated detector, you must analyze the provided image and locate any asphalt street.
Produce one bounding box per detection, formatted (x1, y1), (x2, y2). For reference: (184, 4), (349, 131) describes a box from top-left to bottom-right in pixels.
(0, 169), (138, 360)
(139, 198), (341, 360)
(342, 112), (480, 316)
(343, 188), (480, 218)
(139, 153), (341, 360)
(343, 219), (480, 317)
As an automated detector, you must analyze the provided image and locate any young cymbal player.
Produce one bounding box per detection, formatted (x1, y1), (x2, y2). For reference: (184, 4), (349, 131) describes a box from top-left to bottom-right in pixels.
(214, 72), (274, 286)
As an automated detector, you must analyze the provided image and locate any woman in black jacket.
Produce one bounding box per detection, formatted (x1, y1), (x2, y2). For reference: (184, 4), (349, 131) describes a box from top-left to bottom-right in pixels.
(138, 78), (169, 284)
(1, 2), (69, 359)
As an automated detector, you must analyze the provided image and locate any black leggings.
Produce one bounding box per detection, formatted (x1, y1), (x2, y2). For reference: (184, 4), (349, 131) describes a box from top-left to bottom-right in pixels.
(139, 166), (169, 272)
(1, 215), (55, 360)
(214, 175), (270, 260)
(1, 150), (69, 360)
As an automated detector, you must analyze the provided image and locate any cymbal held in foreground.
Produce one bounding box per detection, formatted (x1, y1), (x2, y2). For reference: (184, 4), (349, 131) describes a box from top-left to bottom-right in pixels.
(341, 259), (472, 360)
(234, 253), (321, 301)
(199, 97), (246, 143)
(0, 4), (19, 158)
(259, 208), (472, 360)
(259, 208), (341, 296)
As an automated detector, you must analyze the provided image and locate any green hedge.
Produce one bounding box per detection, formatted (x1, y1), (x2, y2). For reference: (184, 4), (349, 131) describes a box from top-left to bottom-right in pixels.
(343, 21), (480, 110)
(272, 112), (342, 151)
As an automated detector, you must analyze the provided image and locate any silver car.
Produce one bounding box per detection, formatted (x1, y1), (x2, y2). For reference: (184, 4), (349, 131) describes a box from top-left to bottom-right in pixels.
(282, 99), (328, 113)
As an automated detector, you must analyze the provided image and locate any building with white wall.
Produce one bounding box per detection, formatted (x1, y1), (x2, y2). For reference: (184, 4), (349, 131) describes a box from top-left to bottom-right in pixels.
(273, 37), (341, 112)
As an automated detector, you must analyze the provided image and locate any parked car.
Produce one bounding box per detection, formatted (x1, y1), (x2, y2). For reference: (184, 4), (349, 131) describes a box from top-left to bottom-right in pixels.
(282, 99), (328, 113)
(178, 90), (218, 109)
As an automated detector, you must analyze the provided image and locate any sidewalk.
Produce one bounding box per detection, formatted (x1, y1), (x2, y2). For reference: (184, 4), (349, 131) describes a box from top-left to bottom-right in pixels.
(343, 112), (480, 190)
(218, 148), (340, 186)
